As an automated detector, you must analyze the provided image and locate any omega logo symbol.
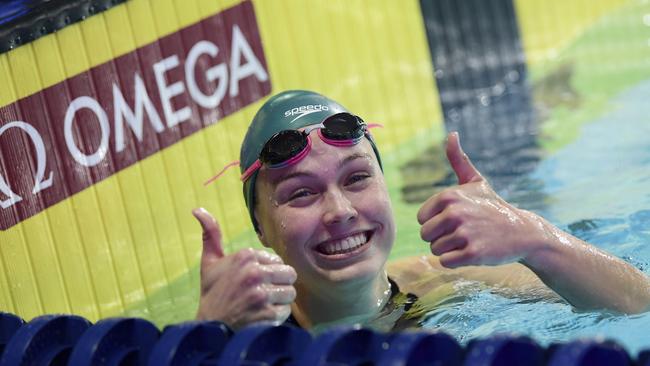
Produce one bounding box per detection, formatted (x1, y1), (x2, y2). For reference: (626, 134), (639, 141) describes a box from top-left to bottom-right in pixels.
(0, 121), (53, 209)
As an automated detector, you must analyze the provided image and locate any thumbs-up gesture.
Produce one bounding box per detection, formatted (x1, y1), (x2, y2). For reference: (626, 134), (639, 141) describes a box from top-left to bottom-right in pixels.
(417, 132), (539, 268)
(193, 208), (297, 329)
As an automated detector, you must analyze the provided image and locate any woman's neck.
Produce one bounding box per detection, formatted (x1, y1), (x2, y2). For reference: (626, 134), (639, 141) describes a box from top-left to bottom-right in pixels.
(290, 273), (391, 329)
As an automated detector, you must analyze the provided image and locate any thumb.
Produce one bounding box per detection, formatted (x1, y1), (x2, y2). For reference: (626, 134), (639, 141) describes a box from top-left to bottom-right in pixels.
(446, 132), (483, 184)
(192, 208), (225, 266)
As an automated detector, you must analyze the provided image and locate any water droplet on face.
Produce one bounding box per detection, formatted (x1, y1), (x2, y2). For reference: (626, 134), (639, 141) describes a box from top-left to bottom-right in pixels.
(267, 196), (279, 207)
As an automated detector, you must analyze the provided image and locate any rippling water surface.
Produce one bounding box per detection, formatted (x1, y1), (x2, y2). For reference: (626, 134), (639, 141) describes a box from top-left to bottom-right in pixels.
(423, 79), (650, 355)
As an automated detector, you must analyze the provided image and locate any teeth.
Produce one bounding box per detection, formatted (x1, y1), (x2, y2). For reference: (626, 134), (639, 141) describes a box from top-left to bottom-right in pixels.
(342, 238), (351, 251)
(319, 233), (368, 255)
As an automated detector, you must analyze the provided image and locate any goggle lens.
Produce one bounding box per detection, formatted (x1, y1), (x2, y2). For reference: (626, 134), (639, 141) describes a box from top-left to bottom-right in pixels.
(321, 114), (365, 140)
(260, 130), (308, 166)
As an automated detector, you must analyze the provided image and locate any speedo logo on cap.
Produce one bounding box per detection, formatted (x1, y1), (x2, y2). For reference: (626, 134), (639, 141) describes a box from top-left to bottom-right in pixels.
(284, 104), (329, 123)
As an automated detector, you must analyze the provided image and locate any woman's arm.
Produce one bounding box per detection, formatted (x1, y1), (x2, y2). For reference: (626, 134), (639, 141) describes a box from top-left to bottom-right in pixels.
(388, 255), (559, 302)
(517, 210), (650, 313)
(416, 132), (650, 313)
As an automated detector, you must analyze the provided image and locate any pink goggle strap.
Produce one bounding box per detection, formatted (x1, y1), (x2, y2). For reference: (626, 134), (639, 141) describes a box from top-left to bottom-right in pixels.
(203, 160), (241, 186)
(239, 160), (262, 182)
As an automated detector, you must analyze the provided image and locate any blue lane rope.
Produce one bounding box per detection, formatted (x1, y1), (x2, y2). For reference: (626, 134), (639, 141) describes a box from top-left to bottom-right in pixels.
(0, 312), (646, 365)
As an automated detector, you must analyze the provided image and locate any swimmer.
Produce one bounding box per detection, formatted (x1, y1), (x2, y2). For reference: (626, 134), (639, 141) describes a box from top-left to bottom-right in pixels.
(193, 90), (650, 330)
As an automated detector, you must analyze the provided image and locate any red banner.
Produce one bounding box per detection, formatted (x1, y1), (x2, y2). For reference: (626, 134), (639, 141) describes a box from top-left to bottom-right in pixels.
(0, 1), (271, 230)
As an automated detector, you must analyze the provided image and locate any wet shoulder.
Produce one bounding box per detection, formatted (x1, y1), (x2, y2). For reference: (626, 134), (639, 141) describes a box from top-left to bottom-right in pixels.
(387, 254), (553, 299)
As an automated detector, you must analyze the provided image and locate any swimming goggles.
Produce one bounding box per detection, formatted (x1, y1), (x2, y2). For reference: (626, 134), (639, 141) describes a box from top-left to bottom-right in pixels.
(203, 113), (381, 186)
(239, 112), (380, 182)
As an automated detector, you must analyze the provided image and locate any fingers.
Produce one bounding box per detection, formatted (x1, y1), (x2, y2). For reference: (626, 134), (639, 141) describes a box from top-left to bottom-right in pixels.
(265, 285), (297, 305)
(245, 304), (293, 324)
(429, 232), (468, 256)
(239, 263), (296, 307)
(439, 249), (474, 269)
(245, 286), (295, 317)
(417, 189), (460, 225)
(193, 207), (225, 261)
(262, 264), (297, 285)
(272, 304), (293, 322)
(249, 264), (296, 287)
(233, 251), (295, 284)
(255, 250), (283, 265)
(446, 132), (483, 185)
(436, 234), (487, 268)
(196, 242), (297, 328)
(419, 204), (460, 240)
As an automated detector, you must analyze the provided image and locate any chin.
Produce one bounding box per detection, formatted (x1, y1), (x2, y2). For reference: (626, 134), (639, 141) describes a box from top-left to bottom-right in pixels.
(317, 259), (386, 286)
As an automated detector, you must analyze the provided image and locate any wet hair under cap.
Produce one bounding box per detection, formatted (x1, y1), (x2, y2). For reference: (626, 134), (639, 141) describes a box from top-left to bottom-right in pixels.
(240, 90), (383, 232)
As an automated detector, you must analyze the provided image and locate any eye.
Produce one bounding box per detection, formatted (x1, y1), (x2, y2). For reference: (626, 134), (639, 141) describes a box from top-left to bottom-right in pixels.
(346, 173), (371, 186)
(289, 189), (314, 201)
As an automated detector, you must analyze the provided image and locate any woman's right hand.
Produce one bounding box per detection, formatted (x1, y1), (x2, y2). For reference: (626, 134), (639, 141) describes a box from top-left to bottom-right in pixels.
(192, 208), (297, 330)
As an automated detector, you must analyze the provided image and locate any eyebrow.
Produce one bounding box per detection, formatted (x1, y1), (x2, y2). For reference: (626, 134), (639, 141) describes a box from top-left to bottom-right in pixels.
(341, 152), (372, 166)
(271, 171), (315, 187)
(271, 152), (372, 187)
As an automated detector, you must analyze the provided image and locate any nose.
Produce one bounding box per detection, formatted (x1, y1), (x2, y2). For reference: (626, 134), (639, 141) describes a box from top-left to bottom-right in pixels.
(322, 189), (358, 226)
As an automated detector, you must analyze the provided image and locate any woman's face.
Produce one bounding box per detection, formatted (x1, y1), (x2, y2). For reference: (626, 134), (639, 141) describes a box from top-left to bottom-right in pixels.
(254, 133), (395, 291)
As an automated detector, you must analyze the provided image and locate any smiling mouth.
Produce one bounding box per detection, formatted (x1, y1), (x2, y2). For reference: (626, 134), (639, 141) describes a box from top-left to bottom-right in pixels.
(315, 231), (373, 256)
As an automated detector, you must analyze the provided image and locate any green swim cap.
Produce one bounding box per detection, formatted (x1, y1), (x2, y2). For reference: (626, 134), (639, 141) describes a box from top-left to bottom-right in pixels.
(240, 90), (383, 231)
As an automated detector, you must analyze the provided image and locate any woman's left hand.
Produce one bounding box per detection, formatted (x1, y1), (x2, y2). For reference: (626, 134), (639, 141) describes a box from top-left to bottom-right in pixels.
(417, 132), (546, 269)
(418, 132), (650, 314)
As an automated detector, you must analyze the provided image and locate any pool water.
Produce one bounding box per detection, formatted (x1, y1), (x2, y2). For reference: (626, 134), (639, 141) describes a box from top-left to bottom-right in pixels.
(422, 78), (650, 355)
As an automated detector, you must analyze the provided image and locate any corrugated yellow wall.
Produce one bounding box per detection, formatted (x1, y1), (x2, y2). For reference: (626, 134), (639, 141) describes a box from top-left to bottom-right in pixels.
(515, 0), (628, 67)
